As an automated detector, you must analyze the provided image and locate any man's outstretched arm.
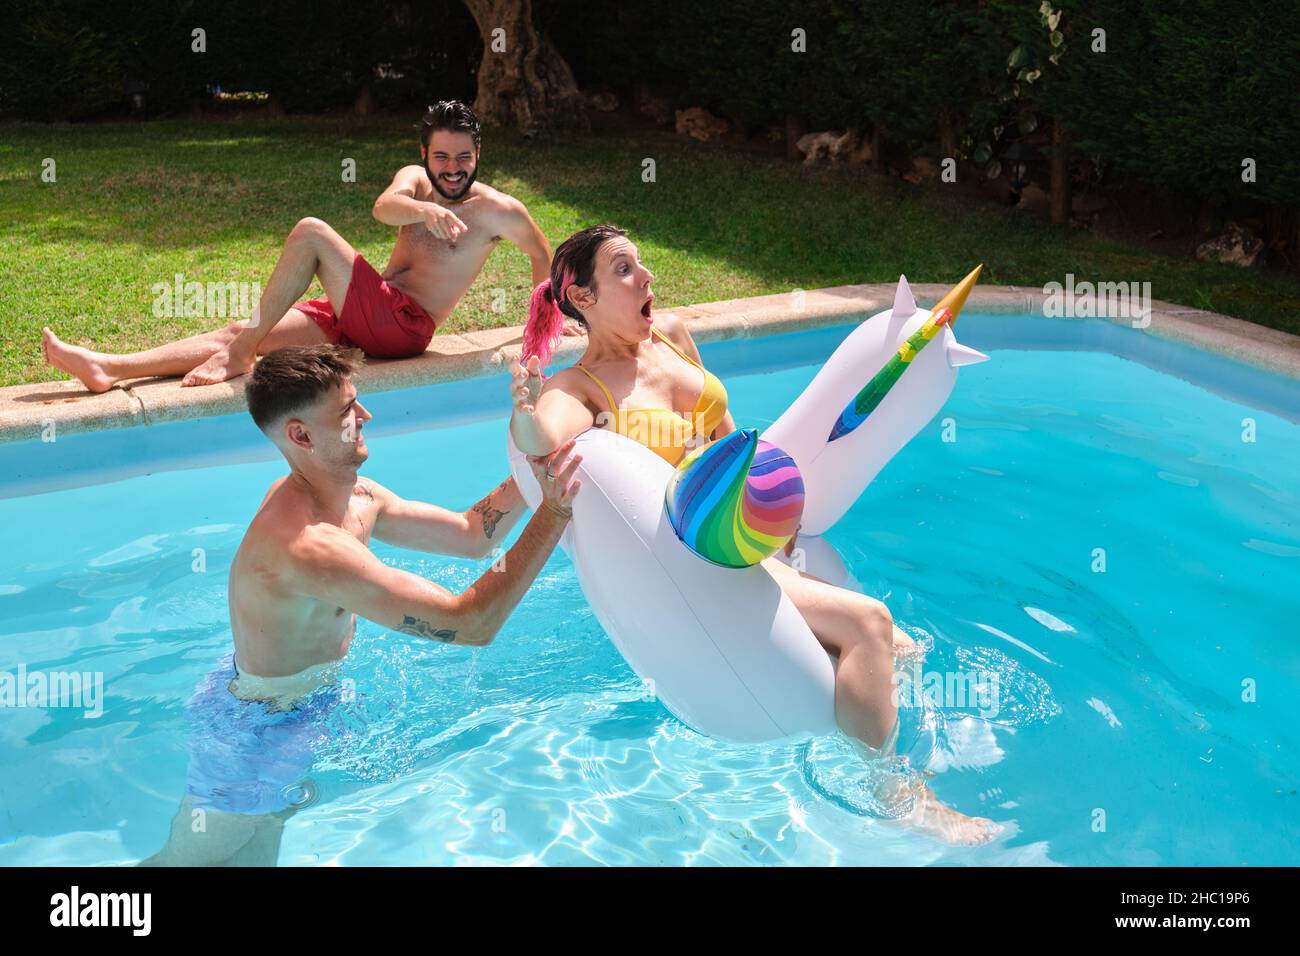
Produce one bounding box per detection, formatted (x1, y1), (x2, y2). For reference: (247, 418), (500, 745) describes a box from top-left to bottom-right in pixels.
(373, 165), (467, 240)
(370, 476), (526, 559)
(293, 444), (581, 647)
(499, 197), (552, 288)
(498, 198), (583, 336)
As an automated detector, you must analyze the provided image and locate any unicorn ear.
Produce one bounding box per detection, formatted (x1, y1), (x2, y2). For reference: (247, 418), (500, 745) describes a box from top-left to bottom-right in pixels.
(946, 340), (990, 368)
(892, 275), (917, 319)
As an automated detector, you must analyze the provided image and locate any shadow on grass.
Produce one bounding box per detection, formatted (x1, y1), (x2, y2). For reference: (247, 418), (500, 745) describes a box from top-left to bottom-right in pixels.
(2, 116), (1298, 350)
(0, 117), (416, 251)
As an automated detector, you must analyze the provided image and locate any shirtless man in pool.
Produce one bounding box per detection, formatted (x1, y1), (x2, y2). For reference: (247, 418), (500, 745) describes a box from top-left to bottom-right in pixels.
(43, 99), (580, 393)
(142, 345), (581, 866)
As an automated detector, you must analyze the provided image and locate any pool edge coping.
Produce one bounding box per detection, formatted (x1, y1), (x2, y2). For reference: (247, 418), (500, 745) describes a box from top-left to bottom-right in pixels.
(4, 283), (1299, 444)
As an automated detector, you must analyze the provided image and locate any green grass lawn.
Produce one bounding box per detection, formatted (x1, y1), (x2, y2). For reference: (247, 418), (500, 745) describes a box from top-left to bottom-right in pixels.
(2, 115), (1297, 388)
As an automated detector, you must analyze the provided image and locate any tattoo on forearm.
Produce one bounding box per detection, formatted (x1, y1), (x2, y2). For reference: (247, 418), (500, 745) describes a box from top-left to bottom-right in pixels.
(471, 480), (511, 539)
(399, 616), (457, 643)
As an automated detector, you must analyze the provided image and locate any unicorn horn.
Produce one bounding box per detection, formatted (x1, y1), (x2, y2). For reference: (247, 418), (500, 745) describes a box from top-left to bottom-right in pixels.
(931, 263), (983, 326)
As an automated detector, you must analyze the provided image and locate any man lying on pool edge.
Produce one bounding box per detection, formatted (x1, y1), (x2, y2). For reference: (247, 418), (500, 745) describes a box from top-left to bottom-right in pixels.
(141, 344), (580, 866)
(42, 99), (583, 394)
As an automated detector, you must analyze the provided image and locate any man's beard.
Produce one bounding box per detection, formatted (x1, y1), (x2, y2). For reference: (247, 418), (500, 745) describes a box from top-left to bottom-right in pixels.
(425, 161), (478, 200)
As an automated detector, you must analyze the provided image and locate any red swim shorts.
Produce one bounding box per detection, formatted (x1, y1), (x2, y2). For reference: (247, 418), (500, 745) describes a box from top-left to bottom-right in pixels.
(296, 254), (437, 359)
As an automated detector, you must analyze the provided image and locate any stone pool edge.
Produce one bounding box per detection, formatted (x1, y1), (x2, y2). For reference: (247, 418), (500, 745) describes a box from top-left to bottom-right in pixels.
(3, 283), (1299, 444)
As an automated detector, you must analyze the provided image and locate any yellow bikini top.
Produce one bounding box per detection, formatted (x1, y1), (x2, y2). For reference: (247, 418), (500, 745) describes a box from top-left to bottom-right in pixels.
(573, 326), (728, 465)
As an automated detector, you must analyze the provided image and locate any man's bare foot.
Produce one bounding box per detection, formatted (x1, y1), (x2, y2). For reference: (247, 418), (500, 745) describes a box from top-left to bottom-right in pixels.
(890, 782), (1003, 847)
(182, 345), (254, 387)
(41, 328), (116, 393)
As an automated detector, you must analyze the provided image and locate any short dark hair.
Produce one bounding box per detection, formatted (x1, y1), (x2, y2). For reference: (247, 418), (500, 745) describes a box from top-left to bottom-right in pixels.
(245, 345), (364, 432)
(420, 100), (481, 151)
(551, 223), (630, 329)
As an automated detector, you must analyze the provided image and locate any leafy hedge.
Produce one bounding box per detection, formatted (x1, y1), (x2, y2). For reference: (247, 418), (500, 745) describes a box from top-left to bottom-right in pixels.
(0, 0), (480, 120)
(4, 0), (1297, 230)
(553, 0), (1299, 219)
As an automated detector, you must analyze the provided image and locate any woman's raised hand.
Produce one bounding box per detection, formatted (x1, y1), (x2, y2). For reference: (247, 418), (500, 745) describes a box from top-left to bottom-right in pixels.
(511, 355), (544, 416)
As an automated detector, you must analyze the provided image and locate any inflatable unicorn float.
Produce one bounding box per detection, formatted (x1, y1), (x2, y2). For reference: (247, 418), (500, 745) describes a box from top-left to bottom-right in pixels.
(508, 266), (988, 743)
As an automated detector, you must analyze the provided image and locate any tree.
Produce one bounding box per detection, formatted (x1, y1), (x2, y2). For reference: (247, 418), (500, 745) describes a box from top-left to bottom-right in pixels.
(461, 0), (588, 132)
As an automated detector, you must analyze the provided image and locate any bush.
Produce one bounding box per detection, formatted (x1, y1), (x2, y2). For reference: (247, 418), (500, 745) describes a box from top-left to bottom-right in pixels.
(5, 0), (1298, 258)
(0, 0), (129, 120)
(0, 0), (480, 120)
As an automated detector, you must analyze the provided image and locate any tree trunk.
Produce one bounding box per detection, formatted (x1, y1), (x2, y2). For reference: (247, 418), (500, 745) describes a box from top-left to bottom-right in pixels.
(1050, 120), (1071, 225)
(353, 85), (374, 118)
(462, 0), (589, 133)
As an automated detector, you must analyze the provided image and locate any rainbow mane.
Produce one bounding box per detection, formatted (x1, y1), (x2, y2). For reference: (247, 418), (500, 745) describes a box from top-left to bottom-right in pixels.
(665, 429), (804, 568)
(827, 264), (983, 442)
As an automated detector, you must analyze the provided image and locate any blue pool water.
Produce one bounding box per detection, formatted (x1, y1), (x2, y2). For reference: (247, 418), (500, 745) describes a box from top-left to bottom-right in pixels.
(1, 315), (1298, 865)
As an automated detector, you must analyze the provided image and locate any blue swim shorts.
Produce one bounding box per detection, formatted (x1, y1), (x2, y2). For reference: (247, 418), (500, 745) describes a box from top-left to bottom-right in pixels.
(183, 654), (342, 815)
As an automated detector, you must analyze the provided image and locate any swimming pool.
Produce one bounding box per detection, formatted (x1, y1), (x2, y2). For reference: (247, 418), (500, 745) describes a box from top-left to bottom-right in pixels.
(2, 314), (1298, 865)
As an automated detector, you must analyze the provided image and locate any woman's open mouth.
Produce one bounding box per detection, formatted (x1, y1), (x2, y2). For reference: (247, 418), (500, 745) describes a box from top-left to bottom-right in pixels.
(641, 294), (654, 319)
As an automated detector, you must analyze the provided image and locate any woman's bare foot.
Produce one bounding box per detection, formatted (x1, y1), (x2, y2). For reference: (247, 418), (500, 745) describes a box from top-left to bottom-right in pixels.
(41, 328), (116, 393)
(892, 624), (923, 661)
(855, 736), (1001, 847)
(887, 780), (1003, 847)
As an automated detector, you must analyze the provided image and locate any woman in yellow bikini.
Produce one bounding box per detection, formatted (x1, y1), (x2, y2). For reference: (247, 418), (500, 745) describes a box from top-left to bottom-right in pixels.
(509, 225), (999, 845)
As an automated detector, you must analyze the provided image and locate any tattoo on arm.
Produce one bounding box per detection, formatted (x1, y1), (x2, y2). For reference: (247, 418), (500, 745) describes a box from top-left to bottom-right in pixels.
(471, 480), (511, 539)
(354, 482), (376, 504)
(399, 616), (457, 643)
